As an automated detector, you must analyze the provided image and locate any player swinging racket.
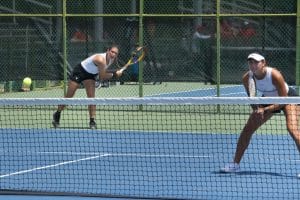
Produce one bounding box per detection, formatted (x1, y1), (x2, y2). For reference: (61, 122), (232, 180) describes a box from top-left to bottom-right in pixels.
(52, 44), (122, 129)
(221, 53), (300, 177)
(53, 44), (146, 129)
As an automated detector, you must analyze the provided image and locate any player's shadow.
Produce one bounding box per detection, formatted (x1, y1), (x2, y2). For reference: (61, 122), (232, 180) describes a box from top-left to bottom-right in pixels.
(214, 170), (296, 178)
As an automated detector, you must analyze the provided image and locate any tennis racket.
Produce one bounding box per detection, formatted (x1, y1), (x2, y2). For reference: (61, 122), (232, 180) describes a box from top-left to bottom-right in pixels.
(248, 74), (258, 110)
(119, 46), (146, 73)
(95, 46), (146, 88)
(248, 75), (256, 97)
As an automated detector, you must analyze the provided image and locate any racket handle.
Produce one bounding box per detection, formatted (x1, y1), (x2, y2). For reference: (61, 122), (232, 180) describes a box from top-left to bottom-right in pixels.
(119, 66), (127, 73)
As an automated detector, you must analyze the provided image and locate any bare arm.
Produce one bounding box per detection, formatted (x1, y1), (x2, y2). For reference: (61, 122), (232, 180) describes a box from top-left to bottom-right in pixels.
(272, 69), (288, 97)
(93, 55), (122, 80)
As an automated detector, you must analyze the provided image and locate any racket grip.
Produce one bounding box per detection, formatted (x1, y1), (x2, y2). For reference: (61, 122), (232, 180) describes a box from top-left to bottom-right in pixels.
(119, 67), (126, 73)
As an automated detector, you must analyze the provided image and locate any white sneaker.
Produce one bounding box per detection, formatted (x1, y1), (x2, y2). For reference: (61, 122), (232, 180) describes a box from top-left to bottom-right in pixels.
(220, 163), (240, 173)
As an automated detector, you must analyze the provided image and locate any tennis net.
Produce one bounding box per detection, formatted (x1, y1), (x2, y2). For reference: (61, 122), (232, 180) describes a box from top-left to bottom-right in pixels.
(0, 97), (300, 200)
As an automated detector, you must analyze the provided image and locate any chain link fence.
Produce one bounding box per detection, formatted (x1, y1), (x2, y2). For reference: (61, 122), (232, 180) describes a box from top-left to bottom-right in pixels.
(0, 0), (298, 97)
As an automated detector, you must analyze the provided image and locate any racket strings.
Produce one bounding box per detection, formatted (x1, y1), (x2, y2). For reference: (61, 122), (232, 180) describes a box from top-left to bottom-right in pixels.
(130, 47), (145, 63)
(117, 46), (146, 71)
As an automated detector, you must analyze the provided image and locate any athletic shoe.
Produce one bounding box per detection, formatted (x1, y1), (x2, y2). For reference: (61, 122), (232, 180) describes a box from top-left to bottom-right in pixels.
(52, 111), (61, 128)
(89, 120), (97, 129)
(220, 163), (240, 173)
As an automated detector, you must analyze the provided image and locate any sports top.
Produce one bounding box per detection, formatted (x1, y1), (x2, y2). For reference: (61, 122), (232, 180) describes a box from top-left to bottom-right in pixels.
(81, 53), (114, 74)
(250, 67), (289, 97)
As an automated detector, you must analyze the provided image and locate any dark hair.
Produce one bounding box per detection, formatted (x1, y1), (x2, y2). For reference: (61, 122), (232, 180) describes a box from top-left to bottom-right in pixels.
(106, 43), (119, 51)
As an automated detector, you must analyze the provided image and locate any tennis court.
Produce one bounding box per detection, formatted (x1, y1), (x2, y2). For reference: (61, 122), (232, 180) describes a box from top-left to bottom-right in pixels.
(1, 128), (299, 200)
(1, 0), (298, 199)
(148, 84), (247, 97)
(0, 82), (247, 98)
(0, 87), (300, 199)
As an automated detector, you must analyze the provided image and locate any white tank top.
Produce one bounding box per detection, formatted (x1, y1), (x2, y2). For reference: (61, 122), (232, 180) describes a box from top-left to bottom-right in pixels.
(250, 67), (289, 97)
(81, 53), (113, 74)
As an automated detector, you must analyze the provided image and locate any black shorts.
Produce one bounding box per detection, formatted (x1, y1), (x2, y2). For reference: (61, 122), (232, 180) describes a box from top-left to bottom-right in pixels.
(261, 87), (298, 113)
(69, 64), (97, 84)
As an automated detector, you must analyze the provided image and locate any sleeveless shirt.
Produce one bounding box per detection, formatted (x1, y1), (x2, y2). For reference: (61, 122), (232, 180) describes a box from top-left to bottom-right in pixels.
(250, 67), (288, 97)
(81, 53), (113, 74)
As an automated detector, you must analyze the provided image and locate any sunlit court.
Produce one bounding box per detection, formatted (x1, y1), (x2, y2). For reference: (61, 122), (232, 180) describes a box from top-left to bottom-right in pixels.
(0, 0), (299, 200)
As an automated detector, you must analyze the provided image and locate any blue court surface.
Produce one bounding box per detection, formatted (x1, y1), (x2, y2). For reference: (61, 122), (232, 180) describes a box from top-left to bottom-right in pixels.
(1, 85), (300, 199)
(149, 85), (248, 97)
(0, 128), (300, 200)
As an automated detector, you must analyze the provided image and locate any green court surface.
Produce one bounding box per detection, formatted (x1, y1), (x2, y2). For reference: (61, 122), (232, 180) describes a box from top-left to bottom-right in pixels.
(0, 82), (210, 98)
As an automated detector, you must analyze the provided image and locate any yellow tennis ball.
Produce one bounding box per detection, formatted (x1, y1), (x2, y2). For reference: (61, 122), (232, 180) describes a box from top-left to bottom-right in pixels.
(23, 77), (32, 87)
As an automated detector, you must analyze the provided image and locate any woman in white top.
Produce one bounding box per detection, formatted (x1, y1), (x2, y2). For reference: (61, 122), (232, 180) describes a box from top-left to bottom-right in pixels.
(221, 53), (300, 177)
(52, 44), (123, 129)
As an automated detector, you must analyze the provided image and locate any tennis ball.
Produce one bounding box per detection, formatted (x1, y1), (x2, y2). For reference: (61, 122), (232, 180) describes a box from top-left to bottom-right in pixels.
(23, 77), (32, 87)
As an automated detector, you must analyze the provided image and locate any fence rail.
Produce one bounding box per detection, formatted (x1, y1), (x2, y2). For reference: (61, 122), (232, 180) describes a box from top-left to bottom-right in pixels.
(0, 0), (298, 97)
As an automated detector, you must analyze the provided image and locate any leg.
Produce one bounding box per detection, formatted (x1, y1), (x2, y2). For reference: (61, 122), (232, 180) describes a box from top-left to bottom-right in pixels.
(52, 80), (80, 128)
(58, 80), (80, 111)
(83, 79), (96, 118)
(221, 110), (273, 173)
(83, 79), (97, 129)
(284, 104), (300, 152)
(284, 104), (300, 178)
(233, 111), (273, 163)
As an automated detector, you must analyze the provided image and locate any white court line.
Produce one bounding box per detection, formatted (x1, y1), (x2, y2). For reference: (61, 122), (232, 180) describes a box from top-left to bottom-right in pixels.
(109, 153), (212, 158)
(290, 159), (300, 162)
(37, 151), (212, 158)
(0, 153), (110, 178)
(38, 151), (102, 155)
(0, 152), (211, 178)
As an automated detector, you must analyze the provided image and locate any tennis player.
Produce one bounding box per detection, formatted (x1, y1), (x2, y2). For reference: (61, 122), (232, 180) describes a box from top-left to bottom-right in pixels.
(52, 44), (122, 129)
(221, 52), (300, 176)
